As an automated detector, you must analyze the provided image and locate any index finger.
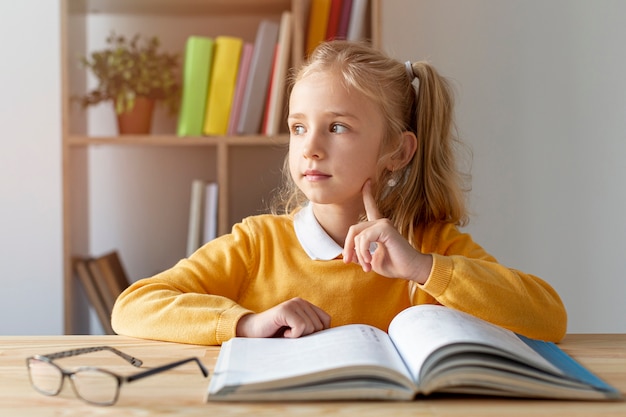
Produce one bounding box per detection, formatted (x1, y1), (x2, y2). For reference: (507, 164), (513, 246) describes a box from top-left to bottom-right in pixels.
(362, 180), (382, 221)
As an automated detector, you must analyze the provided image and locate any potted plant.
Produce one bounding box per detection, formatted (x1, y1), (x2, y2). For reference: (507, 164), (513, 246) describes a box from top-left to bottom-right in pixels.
(79, 32), (181, 134)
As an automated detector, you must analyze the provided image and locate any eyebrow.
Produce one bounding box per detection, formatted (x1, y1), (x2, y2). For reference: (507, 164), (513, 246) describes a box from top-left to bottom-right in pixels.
(287, 111), (360, 120)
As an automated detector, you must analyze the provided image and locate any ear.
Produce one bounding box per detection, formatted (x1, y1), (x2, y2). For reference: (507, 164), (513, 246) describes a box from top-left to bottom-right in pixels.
(387, 131), (417, 171)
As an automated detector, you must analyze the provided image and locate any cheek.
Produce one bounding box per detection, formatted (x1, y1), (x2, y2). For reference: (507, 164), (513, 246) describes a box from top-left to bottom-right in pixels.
(288, 144), (300, 179)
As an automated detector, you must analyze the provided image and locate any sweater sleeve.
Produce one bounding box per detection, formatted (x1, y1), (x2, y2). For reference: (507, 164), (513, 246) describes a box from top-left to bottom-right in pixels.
(111, 221), (257, 346)
(415, 223), (567, 342)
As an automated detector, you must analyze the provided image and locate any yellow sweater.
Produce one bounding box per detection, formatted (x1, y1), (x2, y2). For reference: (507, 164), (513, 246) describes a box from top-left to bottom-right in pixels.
(111, 214), (567, 345)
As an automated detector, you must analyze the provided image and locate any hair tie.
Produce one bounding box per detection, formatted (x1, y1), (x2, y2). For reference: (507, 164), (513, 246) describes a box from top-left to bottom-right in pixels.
(405, 61), (415, 81)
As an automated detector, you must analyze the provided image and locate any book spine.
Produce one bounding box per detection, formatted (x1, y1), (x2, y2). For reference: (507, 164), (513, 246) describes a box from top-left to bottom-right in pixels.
(325, 0), (343, 40)
(201, 182), (219, 244)
(347, 0), (368, 42)
(264, 11), (293, 136)
(262, 45), (279, 136)
(236, 20), (280, 135)
(227, 43), (254, 135)
(306, 0), (332, 56)
(203, 36), (244, 136)
(336, 0), (353, 39)
(74, 258), (115, 335)
(186, 179), (206, 256)
(176, 36), (215, 137)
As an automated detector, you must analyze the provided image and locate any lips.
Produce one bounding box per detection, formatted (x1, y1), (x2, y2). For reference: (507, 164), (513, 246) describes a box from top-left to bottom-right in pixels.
(303, 169), (331, 181)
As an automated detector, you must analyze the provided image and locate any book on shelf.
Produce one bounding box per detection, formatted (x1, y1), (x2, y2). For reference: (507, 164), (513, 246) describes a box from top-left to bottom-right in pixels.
(202, 182), (219, 244)
(227, 42), (254, 135)
(207, 304), (622, 402)
(186, 179), (219, 256)
(261, 46), (279, 136)
(177, 36), (215, 137)
(291, 0), (311, 66)
(203, 36), (244, 136)
(336, 0), (353, 39)
(306, 0), (331, 56)
(73, 258), (114, 335)
(263, 11), (293, 137)
(87, 251), (130, 316)
(346, 0), (369, 42)
(236, 20), (280, 135)
(325, 0), (343, 40)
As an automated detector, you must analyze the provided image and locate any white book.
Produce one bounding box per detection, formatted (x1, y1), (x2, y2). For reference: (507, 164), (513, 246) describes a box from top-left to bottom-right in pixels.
(202, 182), (219, 244)
(347, 0), (369, 42)
(186, 179), (206, 257)
(207, 305), (621, 402)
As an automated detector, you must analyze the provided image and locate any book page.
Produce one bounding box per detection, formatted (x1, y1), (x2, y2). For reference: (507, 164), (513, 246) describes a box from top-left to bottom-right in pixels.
(387, 305), (561, 383)
(209, 324), (413, 393)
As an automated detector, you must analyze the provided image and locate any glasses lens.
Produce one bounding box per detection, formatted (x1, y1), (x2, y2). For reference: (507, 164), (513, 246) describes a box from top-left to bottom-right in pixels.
(71, 369), (119, 406)
(27, 358), (63, 395)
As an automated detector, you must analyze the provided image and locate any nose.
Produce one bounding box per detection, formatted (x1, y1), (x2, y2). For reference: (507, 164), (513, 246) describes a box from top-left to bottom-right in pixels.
(302, 129), (325, 160)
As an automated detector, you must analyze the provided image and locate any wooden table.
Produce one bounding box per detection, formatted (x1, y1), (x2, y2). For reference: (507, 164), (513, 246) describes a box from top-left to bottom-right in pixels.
(1, 334), (624, 416)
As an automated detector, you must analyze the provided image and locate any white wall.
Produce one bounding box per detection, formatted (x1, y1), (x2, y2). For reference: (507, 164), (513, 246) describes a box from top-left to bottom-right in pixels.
(382, 0), (626, 332)
(1, 0), (625, 335)
(0, 1), (63, 334)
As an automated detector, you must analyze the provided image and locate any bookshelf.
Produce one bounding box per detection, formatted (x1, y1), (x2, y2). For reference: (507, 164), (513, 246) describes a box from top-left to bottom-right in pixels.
(61, 0), (381, 334)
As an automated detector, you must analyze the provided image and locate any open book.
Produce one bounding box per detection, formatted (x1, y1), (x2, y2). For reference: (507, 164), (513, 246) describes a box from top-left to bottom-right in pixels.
(207, 305), (621, 401)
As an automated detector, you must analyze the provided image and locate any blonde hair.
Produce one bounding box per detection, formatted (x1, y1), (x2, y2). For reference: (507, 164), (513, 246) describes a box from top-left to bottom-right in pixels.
(272, 40), (470, 241)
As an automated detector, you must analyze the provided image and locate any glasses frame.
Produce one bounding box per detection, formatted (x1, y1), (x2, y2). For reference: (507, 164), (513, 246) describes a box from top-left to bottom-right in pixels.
(26, 346), (209, 406)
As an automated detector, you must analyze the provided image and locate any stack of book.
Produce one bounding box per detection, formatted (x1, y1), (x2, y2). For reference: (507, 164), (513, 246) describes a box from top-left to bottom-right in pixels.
(305, 0), (370, 56)
(73, 251), (130, 334)
(176, 1), (371, 139)
(177, 12), (293, 138)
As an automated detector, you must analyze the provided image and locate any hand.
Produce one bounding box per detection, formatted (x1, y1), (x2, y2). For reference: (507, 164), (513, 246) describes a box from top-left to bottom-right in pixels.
(236, 298), (331, 339)
(342, 180), (433, 284)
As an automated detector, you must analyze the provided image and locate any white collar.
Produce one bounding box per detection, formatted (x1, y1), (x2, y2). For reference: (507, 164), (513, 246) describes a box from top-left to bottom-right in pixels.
(294, 203), (343, 260)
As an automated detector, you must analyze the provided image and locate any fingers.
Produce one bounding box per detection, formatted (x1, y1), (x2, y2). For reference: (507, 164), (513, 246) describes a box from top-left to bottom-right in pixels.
(283, 300), (331, 338)
(342, 180), (381, 264)
(362, 180), (381, 221)
(240, 298), (330, 339)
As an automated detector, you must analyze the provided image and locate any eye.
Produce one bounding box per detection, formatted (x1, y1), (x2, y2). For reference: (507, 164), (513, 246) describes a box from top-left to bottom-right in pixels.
(290, 124), (306, 136)
(330, 123), (349, 134)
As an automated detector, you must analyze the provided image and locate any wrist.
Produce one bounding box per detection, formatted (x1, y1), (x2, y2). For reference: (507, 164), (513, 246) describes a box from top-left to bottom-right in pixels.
(235, 313), (254, 337)
(411, 253), (433, 285)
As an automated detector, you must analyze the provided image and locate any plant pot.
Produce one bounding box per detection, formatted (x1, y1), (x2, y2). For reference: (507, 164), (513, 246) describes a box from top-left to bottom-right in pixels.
(116, 97), (155, 134)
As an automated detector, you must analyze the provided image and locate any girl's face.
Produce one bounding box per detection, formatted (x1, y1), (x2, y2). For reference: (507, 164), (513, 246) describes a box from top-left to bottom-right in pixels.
(288, 70), (385, 212)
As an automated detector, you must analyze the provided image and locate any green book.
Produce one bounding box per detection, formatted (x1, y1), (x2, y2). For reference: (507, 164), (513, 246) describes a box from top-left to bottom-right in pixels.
(177, 36), (215, 137)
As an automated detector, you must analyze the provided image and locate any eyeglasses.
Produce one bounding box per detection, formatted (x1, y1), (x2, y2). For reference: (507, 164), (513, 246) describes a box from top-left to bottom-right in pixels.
(26, 345), (208, 406)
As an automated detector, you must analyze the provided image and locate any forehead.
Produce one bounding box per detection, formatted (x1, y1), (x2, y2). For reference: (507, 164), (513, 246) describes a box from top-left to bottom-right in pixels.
(289, 70), (378, 116)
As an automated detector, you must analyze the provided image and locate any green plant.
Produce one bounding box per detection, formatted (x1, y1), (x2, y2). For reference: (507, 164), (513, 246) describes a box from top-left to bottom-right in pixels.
(79, 32), (180, 115)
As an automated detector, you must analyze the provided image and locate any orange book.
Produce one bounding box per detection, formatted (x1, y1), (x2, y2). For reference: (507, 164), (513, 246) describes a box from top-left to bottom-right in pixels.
(306, 0), (331, 56)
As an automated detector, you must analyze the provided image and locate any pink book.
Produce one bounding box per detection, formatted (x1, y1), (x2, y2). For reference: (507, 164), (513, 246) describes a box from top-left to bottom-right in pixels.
(227, 43), (254, 136)
(336, 0), (353, 39)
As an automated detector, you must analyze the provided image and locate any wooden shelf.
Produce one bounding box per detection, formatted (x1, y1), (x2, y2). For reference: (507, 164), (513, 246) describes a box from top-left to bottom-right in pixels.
(66, 134), (290, 147)
(68, 0), (293, 16)
(61, 0), (380, 335)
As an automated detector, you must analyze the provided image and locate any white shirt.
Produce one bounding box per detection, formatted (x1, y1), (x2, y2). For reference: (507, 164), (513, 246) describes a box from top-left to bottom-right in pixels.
(293, 203), (343, 261)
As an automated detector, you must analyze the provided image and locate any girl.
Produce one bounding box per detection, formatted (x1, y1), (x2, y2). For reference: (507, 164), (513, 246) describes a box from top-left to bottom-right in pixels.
(111, 41), (567, 345)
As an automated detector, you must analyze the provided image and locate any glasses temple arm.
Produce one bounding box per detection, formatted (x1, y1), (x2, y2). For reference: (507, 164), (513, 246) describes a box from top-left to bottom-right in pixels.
(40, 346), (143, 367)
(126, 357), (209, 383)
